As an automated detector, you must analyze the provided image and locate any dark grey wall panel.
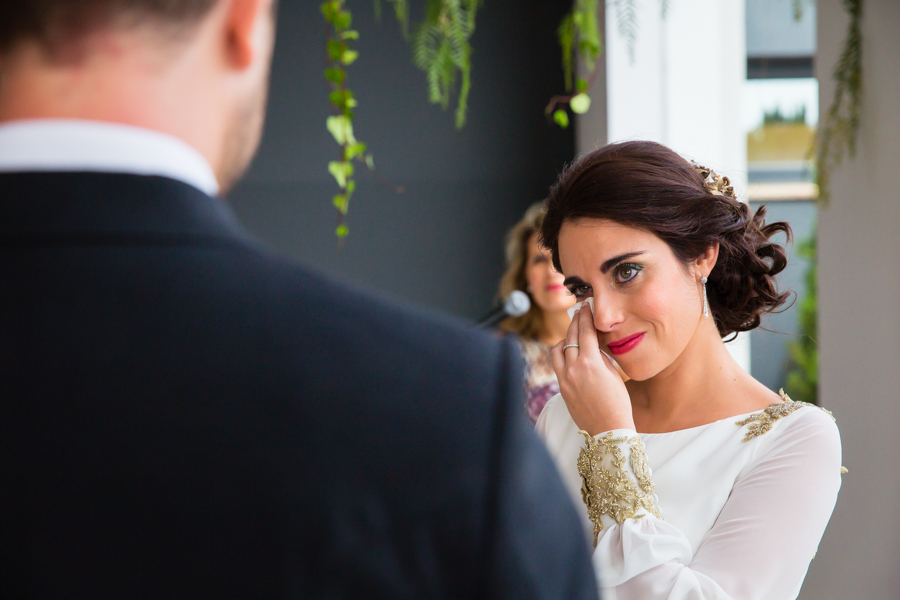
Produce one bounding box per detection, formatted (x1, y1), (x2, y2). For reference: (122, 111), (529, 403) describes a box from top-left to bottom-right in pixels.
(227, 0), (575, 319)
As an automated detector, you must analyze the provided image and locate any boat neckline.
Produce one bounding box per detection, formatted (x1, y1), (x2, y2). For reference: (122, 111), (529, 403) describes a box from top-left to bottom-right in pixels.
(637, 401), (803, 436)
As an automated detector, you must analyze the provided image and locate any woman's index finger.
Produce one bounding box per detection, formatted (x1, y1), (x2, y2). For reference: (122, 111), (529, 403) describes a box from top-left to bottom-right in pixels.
(577, 300), (601, 355)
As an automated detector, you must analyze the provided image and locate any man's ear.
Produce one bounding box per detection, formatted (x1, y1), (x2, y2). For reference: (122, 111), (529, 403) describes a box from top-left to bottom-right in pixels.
(695, 242), (720, 278)
(223, 0), (272, 69)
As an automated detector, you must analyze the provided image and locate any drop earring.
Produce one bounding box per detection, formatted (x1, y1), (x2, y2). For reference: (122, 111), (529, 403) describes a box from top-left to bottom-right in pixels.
(700, 276), (709, 318)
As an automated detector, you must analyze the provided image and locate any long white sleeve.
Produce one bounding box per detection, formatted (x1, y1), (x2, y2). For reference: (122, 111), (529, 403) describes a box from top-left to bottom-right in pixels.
(537, 399), (843, 600)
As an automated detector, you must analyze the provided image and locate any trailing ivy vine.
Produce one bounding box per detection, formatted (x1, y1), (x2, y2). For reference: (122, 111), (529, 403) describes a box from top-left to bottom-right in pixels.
(321, 0), (375, 241)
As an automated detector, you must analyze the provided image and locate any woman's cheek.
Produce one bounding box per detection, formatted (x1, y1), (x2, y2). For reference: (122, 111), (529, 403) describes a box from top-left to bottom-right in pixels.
(635, 286), (678, 334)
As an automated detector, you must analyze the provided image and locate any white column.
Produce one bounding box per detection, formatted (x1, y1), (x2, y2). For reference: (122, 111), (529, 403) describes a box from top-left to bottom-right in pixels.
(800, 1), (900, 599)
(602, 0), (750, 371)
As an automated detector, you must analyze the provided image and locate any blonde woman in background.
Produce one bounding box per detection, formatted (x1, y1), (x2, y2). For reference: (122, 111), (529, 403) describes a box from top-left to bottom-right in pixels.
(499, 203), (577, 422)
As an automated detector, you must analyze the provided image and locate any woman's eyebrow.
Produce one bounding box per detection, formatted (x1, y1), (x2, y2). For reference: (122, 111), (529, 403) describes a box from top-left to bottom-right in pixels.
(563, 275), (585, 288)
(562, 252), (646, 286)
(600, 251), (645, 273)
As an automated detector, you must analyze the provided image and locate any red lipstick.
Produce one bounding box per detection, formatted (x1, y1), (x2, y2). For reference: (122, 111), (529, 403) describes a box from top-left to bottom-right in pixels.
(607, 332), (644, 356)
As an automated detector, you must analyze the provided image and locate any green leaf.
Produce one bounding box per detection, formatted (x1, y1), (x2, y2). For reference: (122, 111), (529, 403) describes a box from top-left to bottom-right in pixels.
(345, 142), (367, 160)
(328, 160), (354, 189)
(327, 40), (345, 62)
(336, 224), (349, 237)
(320, 1), (339, 21)
(341, 49), (359, 65)
(333, 194), (349, 214)
(576, 78), (588, 93)
(328, 90), (357, 111)
(347, 179), (356, 194)
(553, 109), (570, 128)
(365, 154), (375, 170)
(334, 10), (352, 30)
(326, 115), (356, 145)
(324, 67), (345, 85)
(341, 30), (360, 40)
(570, 93), (592, 114)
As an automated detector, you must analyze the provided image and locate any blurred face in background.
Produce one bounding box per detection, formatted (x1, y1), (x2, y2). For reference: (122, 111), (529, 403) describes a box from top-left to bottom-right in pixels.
(525, 233), (576, 313)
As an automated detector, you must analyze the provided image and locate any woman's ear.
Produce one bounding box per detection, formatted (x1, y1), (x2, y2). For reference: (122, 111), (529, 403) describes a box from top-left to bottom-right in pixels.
(695, 243), (720, 278)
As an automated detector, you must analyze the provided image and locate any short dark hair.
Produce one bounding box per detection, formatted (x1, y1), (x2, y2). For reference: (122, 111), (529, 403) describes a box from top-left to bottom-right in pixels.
(540, 140), (792, 339)
(0, 0), (219, 55)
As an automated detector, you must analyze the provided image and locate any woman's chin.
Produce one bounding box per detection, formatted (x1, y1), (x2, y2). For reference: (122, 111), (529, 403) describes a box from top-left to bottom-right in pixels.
(616, 360), (660, 383)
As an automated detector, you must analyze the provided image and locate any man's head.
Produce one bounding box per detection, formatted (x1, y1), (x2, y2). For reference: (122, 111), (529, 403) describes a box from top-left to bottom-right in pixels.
(0, 1), (219, 57)
(0, 0), (278, 192)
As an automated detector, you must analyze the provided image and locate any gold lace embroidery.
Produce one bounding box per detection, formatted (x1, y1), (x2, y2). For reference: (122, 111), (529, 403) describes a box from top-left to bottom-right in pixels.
(576, 430), (662, 548)
(736, 389), (836, 442)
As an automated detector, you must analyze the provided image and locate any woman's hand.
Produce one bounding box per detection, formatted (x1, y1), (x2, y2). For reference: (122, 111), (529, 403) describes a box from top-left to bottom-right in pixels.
(551, 301), (636, 436)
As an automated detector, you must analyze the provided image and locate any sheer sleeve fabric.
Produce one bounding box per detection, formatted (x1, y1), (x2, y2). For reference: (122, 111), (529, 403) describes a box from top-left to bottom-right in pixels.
(558, 408), (842, 600)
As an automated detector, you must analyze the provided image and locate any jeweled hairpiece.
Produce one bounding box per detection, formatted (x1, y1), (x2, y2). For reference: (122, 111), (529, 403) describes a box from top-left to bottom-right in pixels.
(692, 162), (736, 200)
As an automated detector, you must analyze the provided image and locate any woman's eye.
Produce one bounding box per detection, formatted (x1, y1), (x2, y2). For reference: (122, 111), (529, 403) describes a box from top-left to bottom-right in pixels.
(615, 264), (642, 284)
(569, 285), (590, 298)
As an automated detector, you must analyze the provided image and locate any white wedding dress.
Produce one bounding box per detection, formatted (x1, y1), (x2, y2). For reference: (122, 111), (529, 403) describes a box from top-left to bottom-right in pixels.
(536, 391), (843, 600)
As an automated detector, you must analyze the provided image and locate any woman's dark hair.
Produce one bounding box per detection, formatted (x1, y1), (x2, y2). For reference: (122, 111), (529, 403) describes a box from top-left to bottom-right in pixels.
(540, 140), (792, 339)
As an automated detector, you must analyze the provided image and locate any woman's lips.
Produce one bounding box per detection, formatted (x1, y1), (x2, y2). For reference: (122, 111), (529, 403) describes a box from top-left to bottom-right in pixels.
(607, 332), (645, 356)
(546, 284), (566, 292)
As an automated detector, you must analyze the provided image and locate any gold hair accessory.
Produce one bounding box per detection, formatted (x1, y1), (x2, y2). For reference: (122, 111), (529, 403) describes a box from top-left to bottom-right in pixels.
(692, 162), (736, 199)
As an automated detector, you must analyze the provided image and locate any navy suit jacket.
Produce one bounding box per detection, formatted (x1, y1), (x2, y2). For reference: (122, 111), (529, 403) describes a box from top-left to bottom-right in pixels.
(0, 172), (598, 599)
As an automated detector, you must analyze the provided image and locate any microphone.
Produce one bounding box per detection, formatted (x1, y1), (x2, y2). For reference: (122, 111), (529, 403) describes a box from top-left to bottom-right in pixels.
(478, 290), (531, 328)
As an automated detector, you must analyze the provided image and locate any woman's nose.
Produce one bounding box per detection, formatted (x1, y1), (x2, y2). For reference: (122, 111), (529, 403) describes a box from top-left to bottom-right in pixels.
(591, 294), (623, 332)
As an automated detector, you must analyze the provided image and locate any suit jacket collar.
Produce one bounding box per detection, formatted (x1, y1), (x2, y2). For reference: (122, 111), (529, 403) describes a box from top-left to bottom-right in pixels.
(0, 172), (249, 244)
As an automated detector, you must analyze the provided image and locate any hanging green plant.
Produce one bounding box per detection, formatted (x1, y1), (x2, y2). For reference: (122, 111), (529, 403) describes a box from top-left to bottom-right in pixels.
(546, 0), (670, 130)
(546, 0), (602, 128)
(320, 0), (864, 237)
(321, 0), (377, 242)
(815, 0), (862, 204)
(380, 0), (483, 130)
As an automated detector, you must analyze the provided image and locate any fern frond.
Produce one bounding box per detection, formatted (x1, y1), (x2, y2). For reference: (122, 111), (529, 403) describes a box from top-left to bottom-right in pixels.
(404, 0), (482, 128)
(383, 0), (410, 37)
(610, 0), (638, 63)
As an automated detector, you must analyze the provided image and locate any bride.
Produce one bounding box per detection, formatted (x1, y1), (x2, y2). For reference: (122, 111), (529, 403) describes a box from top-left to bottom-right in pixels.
(536, 141), (843, 599)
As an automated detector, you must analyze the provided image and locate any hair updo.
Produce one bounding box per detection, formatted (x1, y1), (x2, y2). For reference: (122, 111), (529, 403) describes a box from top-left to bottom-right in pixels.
(540, 140), (792, 339)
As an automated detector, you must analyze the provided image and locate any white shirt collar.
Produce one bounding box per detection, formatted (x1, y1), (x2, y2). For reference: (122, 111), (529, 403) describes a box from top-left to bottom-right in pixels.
(0, 119), (220, 196)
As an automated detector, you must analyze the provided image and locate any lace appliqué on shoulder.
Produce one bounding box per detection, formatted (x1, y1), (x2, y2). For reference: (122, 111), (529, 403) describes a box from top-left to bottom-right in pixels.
(576, 430), (662, 548)
(735, 389), (836, 442)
